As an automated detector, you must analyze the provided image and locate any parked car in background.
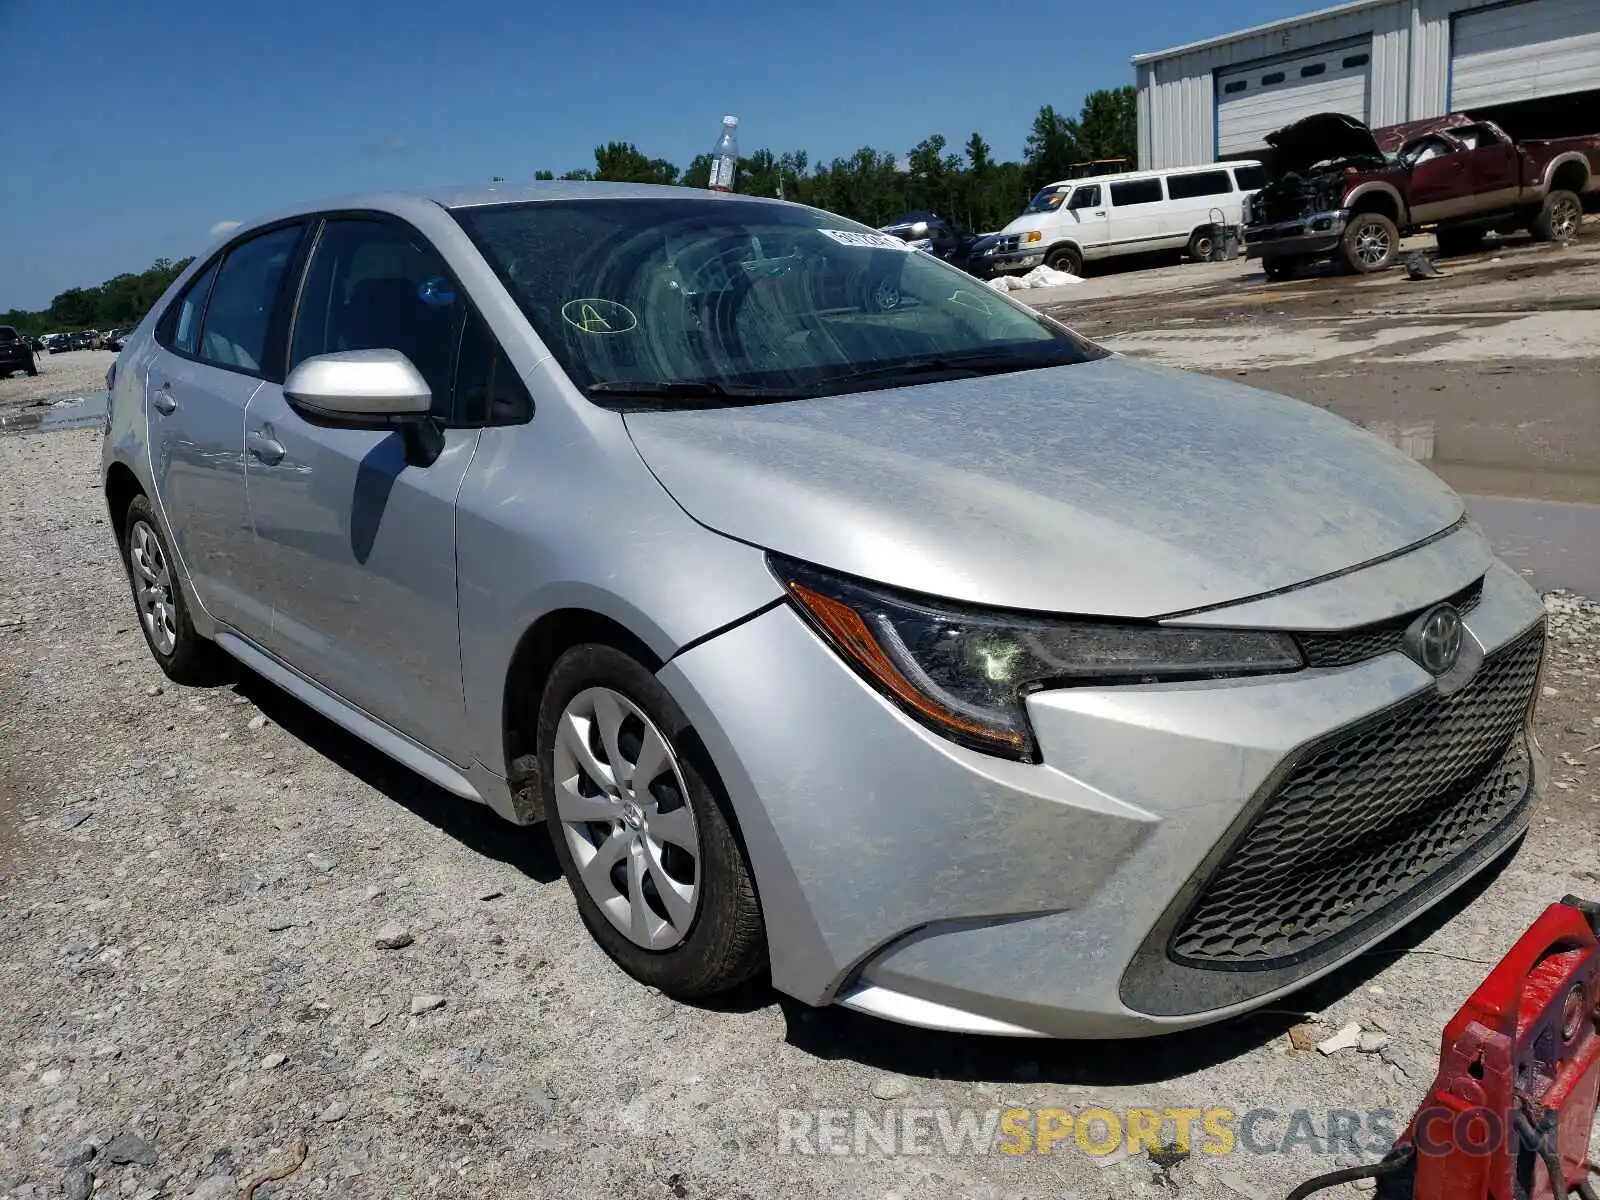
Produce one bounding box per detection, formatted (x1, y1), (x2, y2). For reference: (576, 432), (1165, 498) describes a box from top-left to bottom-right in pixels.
(0, 325), (39, 377)
(104, 183), (1547, 1039)
(984, 160), (1266, 276)
(104, 328), (132, 351)
(49, 333), (76, 354)
(877, 211), (987, 275)
(1243, 112), (1600, 278)
(69, 331), (94, 350)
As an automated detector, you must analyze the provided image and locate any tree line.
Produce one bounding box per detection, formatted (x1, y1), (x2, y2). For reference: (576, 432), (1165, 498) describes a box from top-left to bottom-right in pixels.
(529, 87), (1137, 233)
(4, 257), (195, 337)
(6, 88), (1134, 334)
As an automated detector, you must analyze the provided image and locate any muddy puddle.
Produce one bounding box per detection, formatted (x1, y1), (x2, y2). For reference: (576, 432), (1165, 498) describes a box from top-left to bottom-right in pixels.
(0, 391), (108, 434)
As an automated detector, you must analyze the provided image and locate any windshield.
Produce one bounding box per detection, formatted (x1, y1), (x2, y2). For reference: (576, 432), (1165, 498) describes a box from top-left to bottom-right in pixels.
(0, 327), (18, 343)
(1025, 186), (1070, 214)
(454, 197), (1100, 407)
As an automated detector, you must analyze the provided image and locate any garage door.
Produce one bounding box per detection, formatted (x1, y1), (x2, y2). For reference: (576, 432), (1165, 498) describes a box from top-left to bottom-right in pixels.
(1452, 0), (1600, 109)
(1216, 46), (1372, 157)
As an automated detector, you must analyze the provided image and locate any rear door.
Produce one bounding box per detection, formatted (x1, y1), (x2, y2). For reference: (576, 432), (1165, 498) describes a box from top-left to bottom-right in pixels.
(240, 214), (507, 764)
(1451, 123), (1523, 209)
(146, 224), (306, 635)
(1105, 177), (1168, 255)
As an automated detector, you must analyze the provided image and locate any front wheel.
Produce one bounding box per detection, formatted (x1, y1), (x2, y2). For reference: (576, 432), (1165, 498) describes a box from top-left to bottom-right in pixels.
(1342, 213), (1399, 274)
(1531, 190), (1582, 243)
(1044, 244), (1083, 276)
(1261, 256), (1302, 282)
(539, 644), (766, 999)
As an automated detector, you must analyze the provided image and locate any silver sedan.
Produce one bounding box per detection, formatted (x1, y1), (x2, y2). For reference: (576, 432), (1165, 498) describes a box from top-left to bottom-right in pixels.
(102, 183), (1545, 1038)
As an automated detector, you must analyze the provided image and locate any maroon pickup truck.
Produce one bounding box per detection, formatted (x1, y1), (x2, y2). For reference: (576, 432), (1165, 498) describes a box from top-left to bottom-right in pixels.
(1242, 112), (1599, 278)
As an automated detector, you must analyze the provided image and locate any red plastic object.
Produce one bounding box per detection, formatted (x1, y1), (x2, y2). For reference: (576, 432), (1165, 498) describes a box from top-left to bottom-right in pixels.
(1389, 897), (1600, 1200)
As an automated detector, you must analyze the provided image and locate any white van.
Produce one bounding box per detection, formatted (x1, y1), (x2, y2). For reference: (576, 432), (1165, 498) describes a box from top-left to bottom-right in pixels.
(982, 161), (1266, 276)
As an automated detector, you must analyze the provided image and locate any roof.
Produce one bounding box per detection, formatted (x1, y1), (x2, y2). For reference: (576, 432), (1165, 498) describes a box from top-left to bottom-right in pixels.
(1132, 0), (1395, 65)
(426, 180), (778, 209)
(1043, 159), (1263, 188)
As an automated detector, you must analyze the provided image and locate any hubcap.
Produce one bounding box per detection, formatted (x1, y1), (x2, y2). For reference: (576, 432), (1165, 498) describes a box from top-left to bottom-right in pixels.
(1552, 197), (1580, 241)
(129, 521), (177, 656)
(1355, 222), (1392, 266)
(553, 687), (701, 950)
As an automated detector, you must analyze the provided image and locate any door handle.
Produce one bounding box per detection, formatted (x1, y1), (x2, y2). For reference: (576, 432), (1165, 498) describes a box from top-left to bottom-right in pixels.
(247, 428), (286, 465)
(1093, 210), (1107, 216)
(152, 385), (177, 415)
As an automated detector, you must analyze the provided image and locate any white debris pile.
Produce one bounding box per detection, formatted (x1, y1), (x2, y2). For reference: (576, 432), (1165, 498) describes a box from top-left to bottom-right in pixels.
(986, 264), (1083, 291)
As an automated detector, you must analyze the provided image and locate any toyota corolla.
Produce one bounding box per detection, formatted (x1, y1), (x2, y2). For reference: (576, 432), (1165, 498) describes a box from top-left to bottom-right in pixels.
(102, 183), (1545, 1038)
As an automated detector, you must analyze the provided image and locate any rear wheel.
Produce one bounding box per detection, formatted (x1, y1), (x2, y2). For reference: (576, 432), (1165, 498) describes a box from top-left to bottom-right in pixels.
(539, 644), (766, 999)
(1045, 244), (1083, 276)
(122, 495), (225, 685)
(1186, 228), (1216, 262)
(1342, 213), (1399, 274)
(1531, 190), (1582, 243)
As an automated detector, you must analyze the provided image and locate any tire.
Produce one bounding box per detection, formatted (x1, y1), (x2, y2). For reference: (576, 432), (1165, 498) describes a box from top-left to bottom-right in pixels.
(1186, 228), (1216, 262)
(26, 361), (38, 377)
(1341, 212), (1399, 274)
(1044, 244), (1083, 276)
(1435, 227), (1487, 258)
(121, 494), (224, 685)
(1531, 190), (1582, 243)
(1261, 256), (1302, 282)
(539, 644), (766, 999)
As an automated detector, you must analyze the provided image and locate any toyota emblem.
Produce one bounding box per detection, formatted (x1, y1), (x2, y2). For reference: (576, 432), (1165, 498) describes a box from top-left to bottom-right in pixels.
(1409, 604), (1464, 676)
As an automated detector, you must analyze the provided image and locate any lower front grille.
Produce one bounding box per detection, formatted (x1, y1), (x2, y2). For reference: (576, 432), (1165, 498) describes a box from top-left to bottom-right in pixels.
(1169, 620), (1543, 969)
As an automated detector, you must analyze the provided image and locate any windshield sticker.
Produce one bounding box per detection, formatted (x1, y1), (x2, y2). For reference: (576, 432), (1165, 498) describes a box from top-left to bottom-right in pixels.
(417, 277), (457, 307)
(560, 299), (638, 335)
(817, 229), (914, 252)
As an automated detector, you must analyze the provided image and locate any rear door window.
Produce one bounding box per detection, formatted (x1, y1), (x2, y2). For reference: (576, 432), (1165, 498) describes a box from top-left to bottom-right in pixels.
(162, 261), (221, 356)
(1109, 178), (1164, 207)
(1231, 165), (1266, 191)
(1165, 170), (1233, 200)
(197, 225), (305, 373)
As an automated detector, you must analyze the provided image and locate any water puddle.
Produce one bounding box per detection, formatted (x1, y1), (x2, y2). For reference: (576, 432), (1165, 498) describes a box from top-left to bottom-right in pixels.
(0, 391), (108, 434)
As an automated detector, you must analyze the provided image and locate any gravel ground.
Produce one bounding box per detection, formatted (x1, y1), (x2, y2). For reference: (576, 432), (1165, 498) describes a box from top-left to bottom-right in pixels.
(2, 428), (1598, 1200)
(0, 351), (114, 412)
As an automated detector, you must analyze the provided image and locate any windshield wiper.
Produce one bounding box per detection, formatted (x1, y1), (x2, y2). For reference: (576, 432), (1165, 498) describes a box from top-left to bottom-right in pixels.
(817, 351), (1076, 388)
(585, 378), (807, 404)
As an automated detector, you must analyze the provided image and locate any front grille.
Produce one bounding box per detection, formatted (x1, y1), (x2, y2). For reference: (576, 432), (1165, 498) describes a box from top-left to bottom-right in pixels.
(1297, 577), (1484, 669)
(993, 235), (1020, 254)
(1169, 621), (1543, 969)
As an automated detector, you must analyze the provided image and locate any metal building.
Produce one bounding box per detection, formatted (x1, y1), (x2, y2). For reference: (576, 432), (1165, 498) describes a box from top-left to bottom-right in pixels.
(1134, 0), (1600, 168)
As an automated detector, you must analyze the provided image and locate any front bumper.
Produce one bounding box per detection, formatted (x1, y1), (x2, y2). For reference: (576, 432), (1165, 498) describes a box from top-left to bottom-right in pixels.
(1244, 209), (1350, 259)
(662, 532), (1547, 1039)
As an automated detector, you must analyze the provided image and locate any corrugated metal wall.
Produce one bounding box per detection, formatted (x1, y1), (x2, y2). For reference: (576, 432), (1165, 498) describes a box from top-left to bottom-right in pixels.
(1135, 0), (1561, 168)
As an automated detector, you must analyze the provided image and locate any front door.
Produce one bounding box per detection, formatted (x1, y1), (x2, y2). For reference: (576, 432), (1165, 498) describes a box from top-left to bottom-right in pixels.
(146, 225), (305, 636)
(1063, 183), (1110, 258)
(241, 215), (478, 764)
(1405, 136), (1471, 224)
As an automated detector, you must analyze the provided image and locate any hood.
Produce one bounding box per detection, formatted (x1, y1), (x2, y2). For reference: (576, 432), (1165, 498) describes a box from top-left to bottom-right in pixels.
(623, 356), (1465, 619)
(1266, 112), (1385, 173)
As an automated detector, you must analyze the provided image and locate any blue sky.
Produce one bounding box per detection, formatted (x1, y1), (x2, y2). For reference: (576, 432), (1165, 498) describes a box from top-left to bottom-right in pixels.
(3, 0), (1312, 310)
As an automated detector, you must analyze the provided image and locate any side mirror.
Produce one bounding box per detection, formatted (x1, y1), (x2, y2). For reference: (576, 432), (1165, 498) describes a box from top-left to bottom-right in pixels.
(284, 349), (432, 421)
(283, 349), (443, 466)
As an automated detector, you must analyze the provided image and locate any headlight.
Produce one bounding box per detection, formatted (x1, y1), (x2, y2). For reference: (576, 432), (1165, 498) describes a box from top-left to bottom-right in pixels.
(772, 556), (1303, 762)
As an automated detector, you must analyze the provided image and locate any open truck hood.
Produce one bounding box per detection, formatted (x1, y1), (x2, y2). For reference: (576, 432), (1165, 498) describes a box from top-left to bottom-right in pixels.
(623, 355), (1465, 619)
(1265, 113), (1387, 173)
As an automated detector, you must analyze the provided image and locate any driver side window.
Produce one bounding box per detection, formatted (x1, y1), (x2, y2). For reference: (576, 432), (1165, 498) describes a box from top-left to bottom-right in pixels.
(290, 218), (462, 417)
(1068, 185), (1102, 211)
(1404, 137), (1455, 166)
